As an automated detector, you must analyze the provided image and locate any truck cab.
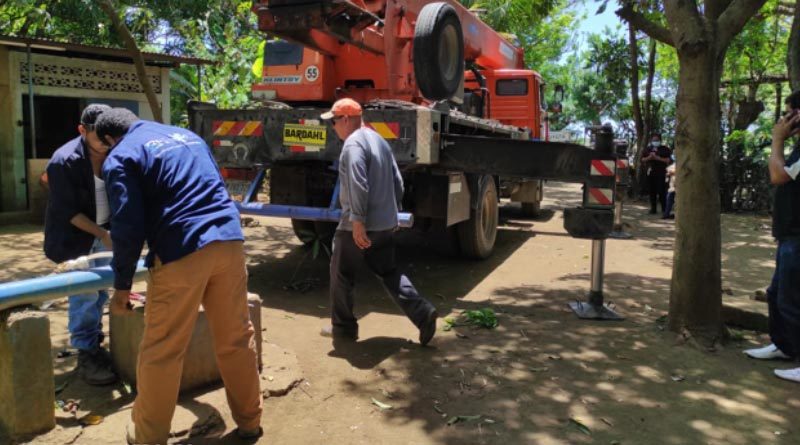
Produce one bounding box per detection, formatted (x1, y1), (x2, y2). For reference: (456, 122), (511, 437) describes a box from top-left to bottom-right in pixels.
(464, 69), (548, 140)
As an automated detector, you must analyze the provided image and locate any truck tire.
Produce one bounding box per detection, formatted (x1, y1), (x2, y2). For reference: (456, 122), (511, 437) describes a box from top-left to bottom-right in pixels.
(457, 175), (498, 259)
(413, 2), (464, 101)
(521, 201), (540, 218)
(291, 219), (316, 246)
(291, 220), (336, 248)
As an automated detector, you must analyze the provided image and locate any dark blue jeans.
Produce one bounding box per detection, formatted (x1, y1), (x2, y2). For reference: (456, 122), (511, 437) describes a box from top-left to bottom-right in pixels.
(67, 238), (110, 351)
(767, 238), (800, 358)
(663, 191), (676, 218)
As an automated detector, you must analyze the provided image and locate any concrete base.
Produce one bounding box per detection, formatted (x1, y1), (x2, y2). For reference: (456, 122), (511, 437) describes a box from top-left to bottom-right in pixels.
(0, 310), (56, 439)
(110, 293), (263, 393)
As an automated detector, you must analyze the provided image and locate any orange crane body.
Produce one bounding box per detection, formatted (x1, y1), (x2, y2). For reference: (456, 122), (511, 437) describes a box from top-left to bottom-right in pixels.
(250, 0), (546, 138)
(186, 0), (623, 263)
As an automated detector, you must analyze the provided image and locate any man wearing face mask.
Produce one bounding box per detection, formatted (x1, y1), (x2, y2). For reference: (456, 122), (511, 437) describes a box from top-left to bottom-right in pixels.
(641, 134), (672, 214)
(43, 103), (117, 385)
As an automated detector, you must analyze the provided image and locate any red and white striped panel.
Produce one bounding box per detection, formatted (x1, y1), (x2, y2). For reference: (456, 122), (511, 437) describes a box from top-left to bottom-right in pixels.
(590, 160), (615, 176)
(586, 188), (614, 206)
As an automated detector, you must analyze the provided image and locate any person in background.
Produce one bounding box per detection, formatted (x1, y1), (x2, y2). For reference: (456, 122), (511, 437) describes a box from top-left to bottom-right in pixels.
(95, 108), (263, 444)
(641, 133), (672, 215)
(43, 103), (117, 386)
(743, 90), (800, 383)
(319, 98), (438, 346)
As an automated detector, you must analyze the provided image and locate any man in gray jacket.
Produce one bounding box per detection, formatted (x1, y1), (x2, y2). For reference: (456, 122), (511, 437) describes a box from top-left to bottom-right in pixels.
(320, 98), (438, 346)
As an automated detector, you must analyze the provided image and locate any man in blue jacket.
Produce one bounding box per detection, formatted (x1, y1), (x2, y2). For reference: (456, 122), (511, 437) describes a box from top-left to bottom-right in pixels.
(95, 109), (262, 444)
(44, 103), (117, 386)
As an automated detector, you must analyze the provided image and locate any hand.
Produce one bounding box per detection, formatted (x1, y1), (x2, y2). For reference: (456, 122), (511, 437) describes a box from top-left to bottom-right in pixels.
(773, 110), (800, 143)
(352, 221), (372, 250)
(110, 290), (133, 316)
(100, 230), (113, 250)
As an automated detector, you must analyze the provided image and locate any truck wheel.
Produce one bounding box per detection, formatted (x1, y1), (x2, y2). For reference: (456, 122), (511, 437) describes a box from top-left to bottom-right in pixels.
(457, 175), (498, 259)
(291, 219), (317, 246)
(521, 201), (540, 218)
(413, 2), (464, 101)
(291, 219), (336, 250)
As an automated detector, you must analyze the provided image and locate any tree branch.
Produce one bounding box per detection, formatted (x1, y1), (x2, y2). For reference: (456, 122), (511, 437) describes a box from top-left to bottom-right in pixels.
(616, 4), (674, 47)
(717, 0), (769, 49)
(706, 0), (735, 20)
(97, 0), (163, 123)
(663, 0), (709, 55)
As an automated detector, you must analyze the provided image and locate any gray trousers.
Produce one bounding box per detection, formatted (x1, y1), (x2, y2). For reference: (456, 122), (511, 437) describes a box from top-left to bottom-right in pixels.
(329, 229), (436, 337)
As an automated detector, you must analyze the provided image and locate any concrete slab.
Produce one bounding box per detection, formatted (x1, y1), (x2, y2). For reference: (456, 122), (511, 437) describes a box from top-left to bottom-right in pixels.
(110, 293), (263, 393)
(0, 310), (56, 439)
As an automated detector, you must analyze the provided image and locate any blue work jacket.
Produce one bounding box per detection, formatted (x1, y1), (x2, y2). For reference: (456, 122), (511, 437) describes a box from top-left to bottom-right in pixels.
(102, 121), (243, 290)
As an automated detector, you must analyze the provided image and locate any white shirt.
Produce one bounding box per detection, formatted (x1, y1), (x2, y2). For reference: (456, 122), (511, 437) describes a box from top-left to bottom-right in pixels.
(786, 159), (800, 181)
(94, 175), (110, 226)
(667, 164), (677, 193)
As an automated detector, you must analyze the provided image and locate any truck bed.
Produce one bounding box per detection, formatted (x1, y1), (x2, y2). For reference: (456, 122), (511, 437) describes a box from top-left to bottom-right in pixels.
(188, 101), (529, 169)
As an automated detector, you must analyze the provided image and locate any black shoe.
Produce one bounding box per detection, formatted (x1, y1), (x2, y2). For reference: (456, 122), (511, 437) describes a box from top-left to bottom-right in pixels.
(649, 209), (657, 214)
(419, 309), (438, 346)
(77, 348), (118, 386)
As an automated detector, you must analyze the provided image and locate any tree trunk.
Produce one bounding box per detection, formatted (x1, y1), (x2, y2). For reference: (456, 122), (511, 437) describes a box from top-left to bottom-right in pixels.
(629, 24), (644, 147)
(668, 49), (725, 340)
(789, 1), (800, 91)
(635, 38), (658, 195)
(97, 0), (163, 123)
(628, 24), (645, 190)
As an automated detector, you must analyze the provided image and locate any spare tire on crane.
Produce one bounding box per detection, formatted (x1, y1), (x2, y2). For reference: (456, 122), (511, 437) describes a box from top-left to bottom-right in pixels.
(413, 2), (464, 101)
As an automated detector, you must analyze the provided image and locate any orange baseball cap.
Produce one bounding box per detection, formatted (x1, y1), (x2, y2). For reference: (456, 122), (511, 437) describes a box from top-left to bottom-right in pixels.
(320, 98), (362, 120)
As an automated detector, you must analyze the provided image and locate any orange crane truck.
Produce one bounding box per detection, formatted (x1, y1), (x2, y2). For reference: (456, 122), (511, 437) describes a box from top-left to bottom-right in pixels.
(188, 0), (618, 259)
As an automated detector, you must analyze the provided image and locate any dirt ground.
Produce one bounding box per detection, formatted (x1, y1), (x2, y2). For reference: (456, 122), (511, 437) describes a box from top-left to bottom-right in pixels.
(1, 182), (798, 445)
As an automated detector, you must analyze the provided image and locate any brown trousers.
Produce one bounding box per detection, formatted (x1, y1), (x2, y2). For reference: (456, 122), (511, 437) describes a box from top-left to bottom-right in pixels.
(133, 241), (262, 444)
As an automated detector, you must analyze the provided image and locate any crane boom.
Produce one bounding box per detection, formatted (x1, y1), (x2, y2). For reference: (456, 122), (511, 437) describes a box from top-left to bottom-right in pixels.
(252, 0), (524, 97)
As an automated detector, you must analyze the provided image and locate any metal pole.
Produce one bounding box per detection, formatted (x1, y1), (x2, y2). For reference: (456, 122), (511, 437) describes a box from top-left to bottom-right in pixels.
(609, 192), (632, 239)
(590, 239), (605, 294)
(568, 237), (623, 320)
(0, 261), (147, 313)
(236, 202), (415, 228)
(26, 44), (37, 159)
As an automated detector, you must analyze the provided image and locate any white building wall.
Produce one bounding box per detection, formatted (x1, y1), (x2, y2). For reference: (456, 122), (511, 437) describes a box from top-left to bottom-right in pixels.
(2, 51), (170, 212)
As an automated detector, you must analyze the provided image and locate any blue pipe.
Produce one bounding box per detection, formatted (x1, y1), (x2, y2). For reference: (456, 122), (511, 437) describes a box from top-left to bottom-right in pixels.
(329, 179), (341, 210)
(243, 169), (267, 205)
(0, 260), (147, 312)
(236, 202), (414, 228)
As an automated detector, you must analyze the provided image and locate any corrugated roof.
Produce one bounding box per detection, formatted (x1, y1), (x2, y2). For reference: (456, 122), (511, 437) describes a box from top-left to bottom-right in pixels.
(0, 34), (214, 67)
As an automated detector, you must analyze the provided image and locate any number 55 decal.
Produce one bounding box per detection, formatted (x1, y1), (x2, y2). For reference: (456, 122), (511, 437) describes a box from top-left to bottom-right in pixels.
(305, 65), (319, 82)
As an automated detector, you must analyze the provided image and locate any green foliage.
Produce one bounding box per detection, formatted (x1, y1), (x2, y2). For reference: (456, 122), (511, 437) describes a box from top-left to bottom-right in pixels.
(572, 31), (630, 124)
(1, 1), (262, 125)
(443, 308), (499, 331)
